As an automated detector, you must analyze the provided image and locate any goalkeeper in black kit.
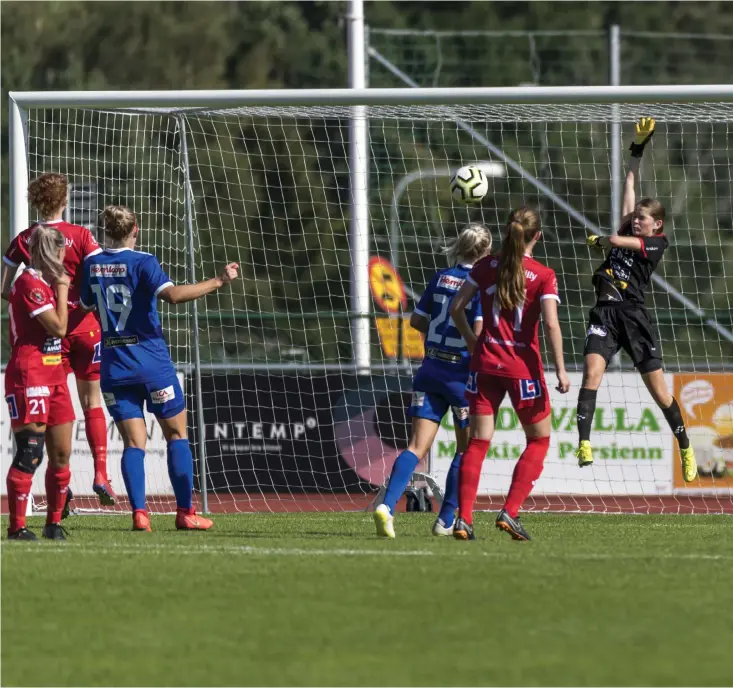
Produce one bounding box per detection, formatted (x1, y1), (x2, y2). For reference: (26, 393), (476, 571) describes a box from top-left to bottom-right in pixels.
(575, 117), (697, 482)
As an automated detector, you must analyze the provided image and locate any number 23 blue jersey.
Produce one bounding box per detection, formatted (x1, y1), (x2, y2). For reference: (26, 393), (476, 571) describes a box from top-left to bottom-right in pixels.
(80, 248), (175, 386)
(414, 263), (483, 372)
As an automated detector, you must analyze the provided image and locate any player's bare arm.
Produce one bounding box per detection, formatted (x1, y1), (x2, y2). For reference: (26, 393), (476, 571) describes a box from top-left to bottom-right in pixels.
(409, 312), (429, 334)
(587, 234), (644, 252)
(36, 275), (70, 337)
(1, 263), (18, 301)
(449, 280), (479, 353)
(159, 262), (239, 304)
(623, 117), (655, 217)
(540, 296), (570, 393)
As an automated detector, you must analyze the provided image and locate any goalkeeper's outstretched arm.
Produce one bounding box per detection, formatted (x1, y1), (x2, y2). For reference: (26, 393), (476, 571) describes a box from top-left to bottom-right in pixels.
(622, 117), (656, 218)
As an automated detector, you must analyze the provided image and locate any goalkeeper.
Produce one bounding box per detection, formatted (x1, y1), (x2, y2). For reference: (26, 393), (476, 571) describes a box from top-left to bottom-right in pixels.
(576, 117), (697, 481)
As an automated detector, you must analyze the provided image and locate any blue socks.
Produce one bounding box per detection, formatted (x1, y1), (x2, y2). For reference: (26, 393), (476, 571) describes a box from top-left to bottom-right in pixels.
(167, 439), (194, 510)
(382, 450), (420, 513)
(121, 447), (146, 511)
(438, 452), (462, 527)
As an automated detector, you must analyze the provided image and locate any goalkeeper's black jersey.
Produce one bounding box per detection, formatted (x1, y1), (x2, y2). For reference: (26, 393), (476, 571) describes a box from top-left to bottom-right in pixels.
(592, 229), (669, 307)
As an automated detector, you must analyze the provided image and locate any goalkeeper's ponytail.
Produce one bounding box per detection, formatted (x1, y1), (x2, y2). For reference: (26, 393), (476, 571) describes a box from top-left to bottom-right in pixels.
(496, 206), (540, 311)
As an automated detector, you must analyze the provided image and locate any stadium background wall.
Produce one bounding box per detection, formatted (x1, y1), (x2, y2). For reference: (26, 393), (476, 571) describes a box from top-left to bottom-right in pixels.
(3, 371), (733, 505)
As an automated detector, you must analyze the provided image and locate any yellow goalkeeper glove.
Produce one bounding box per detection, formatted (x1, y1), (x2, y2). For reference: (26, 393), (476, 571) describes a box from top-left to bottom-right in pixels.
(586, 235), (604, 250)
(629, 117), (655, 158)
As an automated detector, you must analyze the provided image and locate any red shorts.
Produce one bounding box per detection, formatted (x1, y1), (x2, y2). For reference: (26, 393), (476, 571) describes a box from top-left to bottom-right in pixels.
(5, 383), (76, 429)
(62, 312), (101, 381)
(467, 372), (551, 425)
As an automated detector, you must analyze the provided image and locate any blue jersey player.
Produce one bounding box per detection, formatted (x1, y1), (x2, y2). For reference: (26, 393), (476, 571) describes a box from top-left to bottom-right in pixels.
(81, 205), (239, 532)
(374, 224), (492, 538)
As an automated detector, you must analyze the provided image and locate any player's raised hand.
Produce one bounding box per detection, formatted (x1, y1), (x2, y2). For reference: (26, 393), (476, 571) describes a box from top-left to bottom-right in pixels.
(629, 117), (655, 158)
(218, 263), (239, 285)
(556, 369), (570, 394)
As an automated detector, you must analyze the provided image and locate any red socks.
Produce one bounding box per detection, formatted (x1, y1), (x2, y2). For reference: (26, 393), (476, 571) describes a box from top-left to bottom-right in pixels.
(45, 464), (71, 525)
(84, 407), (108, 482)
(6, 467), (33, 533)
(457, 434), (551, 524)
(504, 435), (550, 518)
(458, 438), (491, 525)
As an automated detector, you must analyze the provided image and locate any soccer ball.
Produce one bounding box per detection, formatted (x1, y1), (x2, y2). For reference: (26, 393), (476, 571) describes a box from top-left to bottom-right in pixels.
(450, 165), (489, 204)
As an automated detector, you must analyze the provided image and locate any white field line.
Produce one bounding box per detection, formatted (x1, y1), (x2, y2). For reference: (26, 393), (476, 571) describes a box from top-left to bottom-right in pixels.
(3, 542), (732, 561)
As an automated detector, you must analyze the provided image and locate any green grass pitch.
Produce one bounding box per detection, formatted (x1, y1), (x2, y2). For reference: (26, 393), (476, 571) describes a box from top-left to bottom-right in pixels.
(2, 512), (732, 686)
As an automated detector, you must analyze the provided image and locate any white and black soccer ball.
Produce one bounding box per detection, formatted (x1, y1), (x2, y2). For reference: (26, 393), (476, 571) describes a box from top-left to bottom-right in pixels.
(450, 165), (489, 204)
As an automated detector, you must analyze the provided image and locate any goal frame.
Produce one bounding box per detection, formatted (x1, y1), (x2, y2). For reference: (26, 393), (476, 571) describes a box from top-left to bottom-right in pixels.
(8, 84), (733, 513)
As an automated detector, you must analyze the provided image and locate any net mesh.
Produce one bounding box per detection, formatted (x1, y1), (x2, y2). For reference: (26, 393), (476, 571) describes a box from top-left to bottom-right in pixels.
(15, 98), (733, 514)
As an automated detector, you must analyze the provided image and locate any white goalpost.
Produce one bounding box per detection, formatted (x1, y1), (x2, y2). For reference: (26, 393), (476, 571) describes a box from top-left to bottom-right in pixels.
(6, 85), (733, 515)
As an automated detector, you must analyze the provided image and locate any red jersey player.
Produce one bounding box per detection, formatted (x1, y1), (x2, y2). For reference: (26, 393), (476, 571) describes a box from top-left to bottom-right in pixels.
(1, 173), (115, 506)
(5, 225), (75, 540)
(449, 206), (570, 541)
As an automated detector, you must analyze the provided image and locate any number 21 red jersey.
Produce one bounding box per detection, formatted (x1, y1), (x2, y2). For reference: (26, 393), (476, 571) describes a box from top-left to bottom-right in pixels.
(6, 268), (66, 388)
(467, 254), (560, 380)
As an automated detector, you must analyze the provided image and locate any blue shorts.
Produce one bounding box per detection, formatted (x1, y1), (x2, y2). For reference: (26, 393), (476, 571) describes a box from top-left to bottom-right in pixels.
(101, 374), (185, 422)
(408, 364), (470, 429)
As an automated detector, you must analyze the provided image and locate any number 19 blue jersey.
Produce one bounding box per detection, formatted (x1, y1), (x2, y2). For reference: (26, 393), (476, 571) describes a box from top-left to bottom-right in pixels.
(80, 248), (176, 386)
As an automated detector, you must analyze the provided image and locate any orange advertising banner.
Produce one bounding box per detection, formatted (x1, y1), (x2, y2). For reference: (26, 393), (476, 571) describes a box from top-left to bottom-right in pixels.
(674, 374), (733, 489)
(374, 316), (424, 360)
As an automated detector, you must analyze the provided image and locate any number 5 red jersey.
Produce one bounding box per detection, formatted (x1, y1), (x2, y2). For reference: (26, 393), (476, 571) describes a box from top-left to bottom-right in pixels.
(467, 255), (560, 380)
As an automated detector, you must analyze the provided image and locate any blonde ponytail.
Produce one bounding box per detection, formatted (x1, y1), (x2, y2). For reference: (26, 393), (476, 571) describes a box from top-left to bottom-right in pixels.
(29, 224), (66, 281)
(496, 207), (540, 310)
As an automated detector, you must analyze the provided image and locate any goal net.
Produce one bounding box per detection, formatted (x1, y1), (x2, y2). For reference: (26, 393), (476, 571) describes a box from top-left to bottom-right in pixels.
(7, 90), (733, 515)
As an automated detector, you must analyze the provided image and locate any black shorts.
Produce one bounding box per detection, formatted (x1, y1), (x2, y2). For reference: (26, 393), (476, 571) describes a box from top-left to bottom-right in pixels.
(583, 304), (662, 373)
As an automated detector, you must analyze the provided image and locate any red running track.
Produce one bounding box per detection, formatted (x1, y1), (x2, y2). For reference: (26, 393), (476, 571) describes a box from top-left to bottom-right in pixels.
(4, 492), (733, 515)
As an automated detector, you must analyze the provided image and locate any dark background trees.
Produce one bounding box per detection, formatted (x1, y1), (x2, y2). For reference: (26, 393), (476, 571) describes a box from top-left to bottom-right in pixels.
(2, 1), (732, 366)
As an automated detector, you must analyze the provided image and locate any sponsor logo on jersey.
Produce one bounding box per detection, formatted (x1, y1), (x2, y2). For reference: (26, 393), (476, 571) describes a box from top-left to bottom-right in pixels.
(411, 391), (425, 407)
(452, 405), (469, 421)
(437, 275), (465, 291)
(6, 394), (19, 420)
(150, 385), (176, 404)
(587, 324), (607, 338)
(91, 264), (128, 277)
(64, 238), (75, 248)
(425, 347), (463, 364)
(42, 354), (62, 366)
(25, 386), (50, 397)
(104, 335), (139, 347)
(525, 269), (538, 281)
(466, 372), (478, 394)
(102, 392), (117, 406)
(42, 337), (62, 354)
(520, 379), (542, 400)
(30, 288), (46, 304)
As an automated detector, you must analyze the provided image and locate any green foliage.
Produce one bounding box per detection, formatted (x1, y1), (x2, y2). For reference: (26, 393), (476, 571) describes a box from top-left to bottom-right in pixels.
(2, 2), (732, 365)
